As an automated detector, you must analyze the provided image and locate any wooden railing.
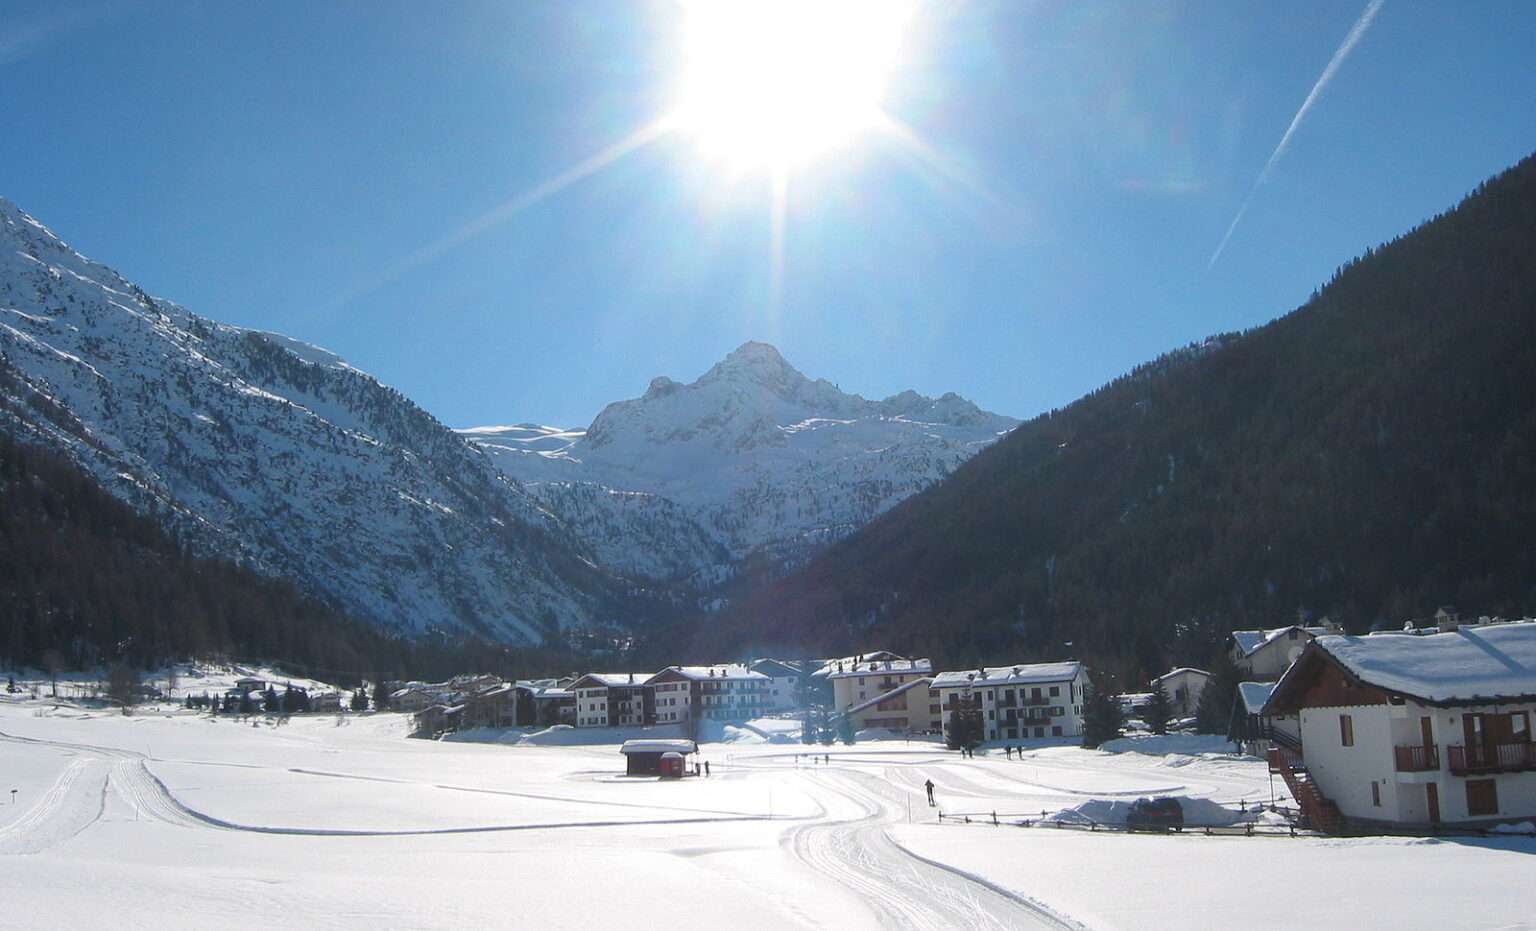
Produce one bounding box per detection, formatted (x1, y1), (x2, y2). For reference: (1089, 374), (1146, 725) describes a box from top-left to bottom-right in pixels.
(1447, 742), (1536, 775)
(1393, 744), (1440, 772)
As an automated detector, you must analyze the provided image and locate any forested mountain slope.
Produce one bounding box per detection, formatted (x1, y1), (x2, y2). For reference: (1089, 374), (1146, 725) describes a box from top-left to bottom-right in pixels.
(717, 154), (1536, 674)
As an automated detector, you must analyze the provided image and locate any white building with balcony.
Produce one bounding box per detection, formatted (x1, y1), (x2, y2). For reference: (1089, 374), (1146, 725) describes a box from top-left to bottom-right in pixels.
(570, 672), (653, 728)
(646, 665), (773, 724)
(1263, 622), (1536, 830)
(930, 662), (1089, 742)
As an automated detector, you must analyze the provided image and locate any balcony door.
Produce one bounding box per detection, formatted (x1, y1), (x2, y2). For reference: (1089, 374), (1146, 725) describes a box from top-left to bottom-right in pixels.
(1419, 716), (1433, 750)
(1425, 783), (1440, 823)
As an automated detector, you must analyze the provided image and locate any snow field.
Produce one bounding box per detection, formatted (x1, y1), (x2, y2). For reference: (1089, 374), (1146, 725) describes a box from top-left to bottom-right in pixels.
(1, 700), (1531, 930)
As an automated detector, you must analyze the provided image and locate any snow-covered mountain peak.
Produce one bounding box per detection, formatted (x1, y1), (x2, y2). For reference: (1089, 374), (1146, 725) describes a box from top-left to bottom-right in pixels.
(463, 343), (1018, 586)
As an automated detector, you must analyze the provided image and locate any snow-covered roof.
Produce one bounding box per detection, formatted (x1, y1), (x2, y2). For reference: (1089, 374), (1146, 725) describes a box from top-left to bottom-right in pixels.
(1235, 682), (1276, 714)
(823, 658), (931, 679)
(840, 677), (935, 717)
(1153, 667), (1210, 684)
(1298, 623), (1536, 705)
(749, 658), (803, 676)
(811, 651), (904, 678)
(1229, 626), (1329, 657)
(649, 664), (768, 683)
(931, 662), (1084, 689)
(619, 739), (697, 755)
(569, 672), (651, 689)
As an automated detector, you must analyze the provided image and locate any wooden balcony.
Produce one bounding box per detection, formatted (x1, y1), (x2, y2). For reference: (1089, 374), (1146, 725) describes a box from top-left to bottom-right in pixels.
(1447, 742), (1536, 775)
(1392, 744), (1439, 773)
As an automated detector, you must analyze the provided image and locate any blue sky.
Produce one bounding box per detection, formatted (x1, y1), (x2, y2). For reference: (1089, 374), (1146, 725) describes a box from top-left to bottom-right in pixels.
(3, 1), (1533, 429)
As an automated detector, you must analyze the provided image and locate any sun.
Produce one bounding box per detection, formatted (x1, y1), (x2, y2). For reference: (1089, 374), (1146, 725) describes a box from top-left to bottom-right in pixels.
(671, 0), (916, 171)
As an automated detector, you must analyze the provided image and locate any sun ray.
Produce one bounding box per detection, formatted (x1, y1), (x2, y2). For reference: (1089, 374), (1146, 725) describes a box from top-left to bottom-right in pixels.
(318, 118), (674, 313)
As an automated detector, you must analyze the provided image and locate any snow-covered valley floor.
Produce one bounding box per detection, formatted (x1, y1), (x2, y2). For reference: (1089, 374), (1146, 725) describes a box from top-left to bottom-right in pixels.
(0, 697), (1530, 930)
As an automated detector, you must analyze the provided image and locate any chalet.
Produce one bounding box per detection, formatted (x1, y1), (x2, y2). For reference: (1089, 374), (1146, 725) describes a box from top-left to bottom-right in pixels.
(646, 665), (772, 724)
(930, 662), (1090, 742)
(1226, 681), (1298, 757)
(620, 739), (697, 776)
(310, 692), (342, 713)
(1263, 622), (1536, 832)
(824, 658), (933, 716)
(837, 676), (940, 735)
(1227, 623), (1336, 680)
(570, 672), (653, 728)
(461, 683), (518, 729)
(1151, 667), (1210, 718)
(233, 677), (266, 694)
(748, 659), (806, 711)
(390, 685), (441, 714)
(514, 680), (576, 727)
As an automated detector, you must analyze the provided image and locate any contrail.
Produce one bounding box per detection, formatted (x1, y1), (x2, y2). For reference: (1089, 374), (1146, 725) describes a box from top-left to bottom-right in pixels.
(317, 117), (672, 314)
(1208, 0), (1385, 268)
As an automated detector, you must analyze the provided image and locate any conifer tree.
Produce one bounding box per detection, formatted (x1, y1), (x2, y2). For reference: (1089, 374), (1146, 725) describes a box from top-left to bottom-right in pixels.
(1195, 652), (1244, 735)
(837, 715), (856, 745)
(1081, 681), (1124, 749)
(1143, 683), (1173, 736)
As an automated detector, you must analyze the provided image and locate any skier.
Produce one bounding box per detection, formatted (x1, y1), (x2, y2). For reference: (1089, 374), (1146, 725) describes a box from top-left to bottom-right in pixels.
(925, 778), (936, 807)
(704, 760), (711, 776)
(1006, 746), (1013, 760)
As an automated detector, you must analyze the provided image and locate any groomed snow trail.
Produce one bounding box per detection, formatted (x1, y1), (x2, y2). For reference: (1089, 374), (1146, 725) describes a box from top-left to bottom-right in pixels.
(0, 757), (109, 854)
(787, 765), (1081, 931)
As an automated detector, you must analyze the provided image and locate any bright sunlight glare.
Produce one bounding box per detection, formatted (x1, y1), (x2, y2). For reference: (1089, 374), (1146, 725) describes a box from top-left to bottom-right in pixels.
(671, 0), (916, 171)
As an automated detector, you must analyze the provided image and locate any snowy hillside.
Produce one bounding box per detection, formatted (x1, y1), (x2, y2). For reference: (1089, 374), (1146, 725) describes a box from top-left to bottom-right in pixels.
(0, 196), (615, 642)
(463, 342), (1017, 585)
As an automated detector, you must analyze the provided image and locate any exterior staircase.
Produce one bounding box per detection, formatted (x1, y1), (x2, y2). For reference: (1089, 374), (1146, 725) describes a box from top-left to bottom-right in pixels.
(1267, 737), (1344, 833)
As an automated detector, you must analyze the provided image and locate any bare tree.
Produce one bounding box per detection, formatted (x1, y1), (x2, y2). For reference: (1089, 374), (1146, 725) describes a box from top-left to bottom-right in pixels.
(107, 663), (140, 712)
(42, 649), (64, 698)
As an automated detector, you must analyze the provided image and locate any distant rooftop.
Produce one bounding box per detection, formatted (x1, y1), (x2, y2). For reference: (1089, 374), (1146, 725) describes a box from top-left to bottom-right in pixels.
(931, 662), (1083, 689)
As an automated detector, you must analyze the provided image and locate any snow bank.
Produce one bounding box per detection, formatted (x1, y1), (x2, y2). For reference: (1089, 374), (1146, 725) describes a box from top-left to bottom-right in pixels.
(1488, 821), (1535, 835)
(1097, 734), (1235, 756)
(1042, 796), (1256, 827)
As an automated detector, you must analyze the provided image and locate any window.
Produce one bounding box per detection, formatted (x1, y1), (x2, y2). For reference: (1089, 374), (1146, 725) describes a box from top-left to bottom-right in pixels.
(1049, 686), (1060, 697)
(1034, 727), (1045, 738)
(1466, 779), (1499, 817)
(1371, 782), (1381, 807)
(1051, 726), (1062, 737)
(1340, 714), (1354, 747)
(929, 704), (940, 714)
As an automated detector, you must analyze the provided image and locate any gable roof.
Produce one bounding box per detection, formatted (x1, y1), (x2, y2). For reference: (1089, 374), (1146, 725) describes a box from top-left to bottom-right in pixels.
(620, 739), (697, 755)
(749, 658), (802, 677)
(823, 658), (932, 679)
(1153, 667), (1211, 684)
(931, 661), (1084, 689)
(811, 651), (905, 678)
(1235, 681), (1276, 714)
(1229, 626), (1329, 657)
(648, 664), (768, 684)
(568, 672), (651, 690)
(1271, 622), (1536, 708)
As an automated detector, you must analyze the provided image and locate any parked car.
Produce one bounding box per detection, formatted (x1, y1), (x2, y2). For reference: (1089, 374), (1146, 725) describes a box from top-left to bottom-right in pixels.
(1126, 797), (1183, 831)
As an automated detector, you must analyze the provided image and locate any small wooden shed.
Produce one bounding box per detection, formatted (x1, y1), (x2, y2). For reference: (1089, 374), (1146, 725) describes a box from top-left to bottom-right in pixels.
(620, 738), (697, 776)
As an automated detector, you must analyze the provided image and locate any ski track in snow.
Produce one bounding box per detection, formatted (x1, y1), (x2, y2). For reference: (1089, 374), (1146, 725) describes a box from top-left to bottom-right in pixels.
(786, 765), (1080, 931)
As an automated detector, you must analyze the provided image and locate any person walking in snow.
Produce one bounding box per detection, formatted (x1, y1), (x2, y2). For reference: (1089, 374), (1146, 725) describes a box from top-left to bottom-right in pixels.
(925, 779), (935, 807)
